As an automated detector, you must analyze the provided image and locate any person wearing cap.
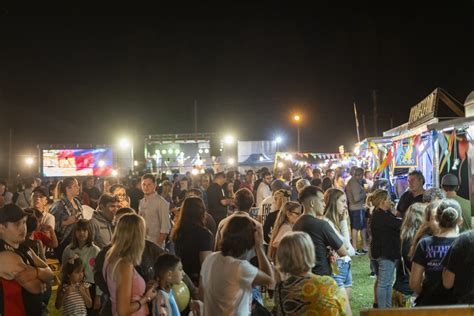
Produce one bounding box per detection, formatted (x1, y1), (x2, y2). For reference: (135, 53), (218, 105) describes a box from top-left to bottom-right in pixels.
(29, 187), (55, 229)
(206, 172), (232, 226)
(441, 173), (472, 232)
(0, 204), (55, 315)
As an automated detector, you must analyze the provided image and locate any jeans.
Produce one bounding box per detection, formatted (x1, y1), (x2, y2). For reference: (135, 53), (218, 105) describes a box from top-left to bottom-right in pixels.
(332, 259), (353, 288)
(376, 258), (396, 308)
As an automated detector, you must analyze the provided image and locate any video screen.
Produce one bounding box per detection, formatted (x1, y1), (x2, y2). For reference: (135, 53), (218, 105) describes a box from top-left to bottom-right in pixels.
(42, 148), (113, 177)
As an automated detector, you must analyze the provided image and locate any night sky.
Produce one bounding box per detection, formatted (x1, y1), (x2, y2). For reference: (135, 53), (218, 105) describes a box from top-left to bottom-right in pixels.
(1, 4), (473, 175)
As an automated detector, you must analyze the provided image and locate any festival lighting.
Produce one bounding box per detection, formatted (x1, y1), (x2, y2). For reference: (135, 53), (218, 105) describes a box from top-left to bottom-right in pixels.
(228, 157), (235, 165)
(293, 114), (301, 122)
(191, 168), (199, 175)
(198, 149), (203, 154)
(259, 156), (264, 162)
(118, 138), (131, 149)
(277, 162), (284, 169)
(161, 149), (167, 154)
(167, 149), (173, 154)
(98, 160), (105, 167)
(175, 149), (181, 155)
(134, 160), (139, 167)
(275, 136), (282, 144)
(204, 149), (209, 154)
(25, 157), (34, 166)
(224, 135), (235, 145)
(111, 170), (118, 176)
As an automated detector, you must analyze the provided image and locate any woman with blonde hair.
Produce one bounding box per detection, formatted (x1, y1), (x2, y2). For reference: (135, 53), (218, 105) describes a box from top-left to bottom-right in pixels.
(103, 213), (157, 315)
(274, 231), (348, 315)
(408, 200), (441, 258)
(369, 189), (402, 308)
(324, 188), (355, 312)
(393, 202), (426, 307)
(267, 201), (302, 261)
(263, 189), (291, 244)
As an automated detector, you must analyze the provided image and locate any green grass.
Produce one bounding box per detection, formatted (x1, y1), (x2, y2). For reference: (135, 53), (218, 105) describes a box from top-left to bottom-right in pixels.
(47, 255), (375, 316)
(350, 255), (374, 315)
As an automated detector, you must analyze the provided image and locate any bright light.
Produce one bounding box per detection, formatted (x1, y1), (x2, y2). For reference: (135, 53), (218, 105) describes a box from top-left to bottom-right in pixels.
(25, 157), (34, 166)
(228, 158), (235, 165)
(277, 162), (284, 168)
(275, 136), (282, 144)
(175, 149), (180, 155)
(286, 154), (293, 161)
(161, 149), (167, 154)
(224, 135), (235, 145)
(293, 114), (301, 122)
(118, 138), (131, 149)
(191, 168), (199, 175)
(134, 160), (139, 167)
(167, 149), (173, 154)
(98, 160), (105, 167)
(259, 156), (264, 162)
(111, 170), (118, 177)
(198, 149), (203, 154)
(204, 149), (209, 154)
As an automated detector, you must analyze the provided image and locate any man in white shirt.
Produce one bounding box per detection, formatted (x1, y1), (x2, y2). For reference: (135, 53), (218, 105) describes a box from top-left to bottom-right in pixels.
(256, 171), (272, 207)
(139, 174), (170, 248)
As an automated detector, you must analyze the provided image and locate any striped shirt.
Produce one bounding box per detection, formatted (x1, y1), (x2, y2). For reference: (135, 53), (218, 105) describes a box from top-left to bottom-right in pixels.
(62, 284), (87, 316)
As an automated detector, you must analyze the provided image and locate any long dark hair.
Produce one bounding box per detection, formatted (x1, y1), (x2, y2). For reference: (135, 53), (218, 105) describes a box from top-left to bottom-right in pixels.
(220, 216), (255, 258)
(171, 197), (206, 242)
(71, 219), (94, 249)
(61, 256), (84, 286)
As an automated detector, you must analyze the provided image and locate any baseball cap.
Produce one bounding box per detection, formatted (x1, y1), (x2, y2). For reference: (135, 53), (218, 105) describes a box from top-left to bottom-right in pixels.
(441, 174), (459, 186)
(32, 187), (52, 203)
(271, 179), (290, 191)
(0, 204), (29, 224)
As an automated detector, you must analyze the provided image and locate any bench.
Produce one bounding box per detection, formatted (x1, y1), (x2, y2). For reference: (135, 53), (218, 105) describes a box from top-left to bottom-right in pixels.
(361, 305), (474, 316)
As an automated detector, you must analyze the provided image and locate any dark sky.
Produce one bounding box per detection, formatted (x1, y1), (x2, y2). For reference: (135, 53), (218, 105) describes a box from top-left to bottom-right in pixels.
(1, 4), (473, 168)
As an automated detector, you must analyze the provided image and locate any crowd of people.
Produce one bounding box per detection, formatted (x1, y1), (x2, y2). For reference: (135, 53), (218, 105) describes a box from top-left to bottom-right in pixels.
(0, 164), (473, 315)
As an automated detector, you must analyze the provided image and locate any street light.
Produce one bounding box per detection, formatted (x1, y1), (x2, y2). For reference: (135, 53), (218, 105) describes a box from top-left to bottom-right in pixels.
(292, 114), (302, 152)
(118, 138), (131, 149)
(224, 135), (235, 145)
(25, 157), (34, 166)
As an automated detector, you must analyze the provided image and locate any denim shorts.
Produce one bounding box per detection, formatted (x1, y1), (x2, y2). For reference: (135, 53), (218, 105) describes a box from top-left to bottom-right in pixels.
(332, 259), (352, 288)
(349, 209), (367, 230)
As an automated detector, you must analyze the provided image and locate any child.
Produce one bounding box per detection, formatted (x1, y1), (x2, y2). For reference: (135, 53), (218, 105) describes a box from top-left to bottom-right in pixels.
(153, 254), (185, 316)
(55, 256), (93, 315)
(62, 219), (102, 314)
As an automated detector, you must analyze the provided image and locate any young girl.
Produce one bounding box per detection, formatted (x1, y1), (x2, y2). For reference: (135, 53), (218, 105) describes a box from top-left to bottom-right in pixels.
(56, 256), (93, 315)
(62, 219), (102, 313)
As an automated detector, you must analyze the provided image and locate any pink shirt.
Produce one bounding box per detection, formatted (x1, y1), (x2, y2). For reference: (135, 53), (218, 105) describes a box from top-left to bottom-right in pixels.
(104, 259), (146, 316)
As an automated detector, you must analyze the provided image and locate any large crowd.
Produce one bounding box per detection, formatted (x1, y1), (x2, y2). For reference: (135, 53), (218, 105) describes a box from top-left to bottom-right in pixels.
(0, 165), (473, 315)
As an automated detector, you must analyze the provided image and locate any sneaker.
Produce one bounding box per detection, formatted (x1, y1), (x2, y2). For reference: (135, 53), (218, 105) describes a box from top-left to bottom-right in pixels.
(355, 250), (366, 256)
(369, 272), (376, 278)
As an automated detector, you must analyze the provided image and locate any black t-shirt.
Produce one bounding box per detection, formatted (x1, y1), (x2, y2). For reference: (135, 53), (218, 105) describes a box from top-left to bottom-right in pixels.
(293, 214), (343, 276)
(412, 235), (457, 289)
(127, 188), (144, 212)
(263, 211), (279, 244)
(442, 231), (474, 303)
(175, 226), (213, 284)
(206, 183), (227, 224)
(370, 208), (402, 260)
(396, 190), (423, 216)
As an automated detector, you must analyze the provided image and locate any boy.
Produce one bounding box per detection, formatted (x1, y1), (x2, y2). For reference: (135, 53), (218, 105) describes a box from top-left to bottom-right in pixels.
(153, 254), (185, 316)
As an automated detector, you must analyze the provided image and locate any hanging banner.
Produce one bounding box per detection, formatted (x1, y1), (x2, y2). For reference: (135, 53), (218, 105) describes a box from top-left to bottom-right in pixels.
(394, 141), (418, 168)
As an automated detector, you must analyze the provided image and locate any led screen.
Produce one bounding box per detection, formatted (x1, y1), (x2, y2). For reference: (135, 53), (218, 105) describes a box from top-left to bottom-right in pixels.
(42, 148), (113, 177)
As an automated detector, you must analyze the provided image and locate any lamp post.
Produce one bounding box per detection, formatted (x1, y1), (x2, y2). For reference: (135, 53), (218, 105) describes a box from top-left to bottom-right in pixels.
(293, 114), (301, 152)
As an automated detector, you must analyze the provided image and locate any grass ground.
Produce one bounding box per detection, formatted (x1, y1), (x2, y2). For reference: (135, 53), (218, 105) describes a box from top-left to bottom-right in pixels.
(48, 254), (374, 315)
